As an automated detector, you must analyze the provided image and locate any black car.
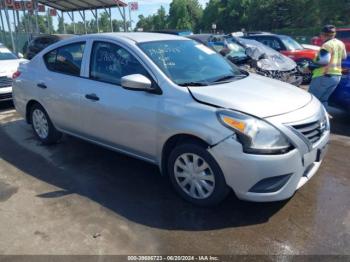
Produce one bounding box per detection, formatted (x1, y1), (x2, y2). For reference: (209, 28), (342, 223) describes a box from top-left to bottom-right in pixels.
(25, 34), (74, 60)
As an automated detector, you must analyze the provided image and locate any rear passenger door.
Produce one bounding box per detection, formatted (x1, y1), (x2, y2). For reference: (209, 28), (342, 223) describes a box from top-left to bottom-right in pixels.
(41, 42), (86, 134)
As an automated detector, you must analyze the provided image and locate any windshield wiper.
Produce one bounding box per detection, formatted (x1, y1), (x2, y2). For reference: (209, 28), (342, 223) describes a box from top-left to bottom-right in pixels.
(212, 75), (237, 83)
(178, 82), (208, 86)
(210, 74), (248, 84)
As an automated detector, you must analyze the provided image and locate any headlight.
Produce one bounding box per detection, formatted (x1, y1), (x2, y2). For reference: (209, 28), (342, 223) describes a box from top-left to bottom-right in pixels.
(217, 110), (292, 154)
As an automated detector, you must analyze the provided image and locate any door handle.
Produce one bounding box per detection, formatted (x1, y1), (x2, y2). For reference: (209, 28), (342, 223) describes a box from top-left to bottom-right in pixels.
(85, 93), (100, 101)
(37, 83), (47, 89)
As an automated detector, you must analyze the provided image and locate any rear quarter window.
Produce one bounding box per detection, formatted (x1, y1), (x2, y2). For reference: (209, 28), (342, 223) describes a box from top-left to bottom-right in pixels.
(44, 49), (57, 71)
(43, 42), (85, 76)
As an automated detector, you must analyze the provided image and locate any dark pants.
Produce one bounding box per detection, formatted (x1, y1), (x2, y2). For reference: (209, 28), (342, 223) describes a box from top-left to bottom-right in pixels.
(309, 75), (341, 107)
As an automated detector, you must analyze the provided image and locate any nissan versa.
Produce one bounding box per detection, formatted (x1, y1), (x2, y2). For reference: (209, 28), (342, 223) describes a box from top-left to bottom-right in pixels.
(13, 33), (330, 206)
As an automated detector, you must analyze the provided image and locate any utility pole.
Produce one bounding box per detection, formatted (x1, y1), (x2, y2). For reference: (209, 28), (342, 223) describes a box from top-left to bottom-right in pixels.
(0, 10), (6, 44)
(3, 0), (16, 53)
(123, 6), (127, 32)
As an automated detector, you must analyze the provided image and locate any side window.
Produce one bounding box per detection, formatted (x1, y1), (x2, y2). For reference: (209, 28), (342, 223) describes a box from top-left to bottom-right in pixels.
(43, 42), (85, 76)
(44, 49), (57, 71)
(261, 37), (282, 50)
(90, 41), (149, 85)
(211, 42), (225, 53)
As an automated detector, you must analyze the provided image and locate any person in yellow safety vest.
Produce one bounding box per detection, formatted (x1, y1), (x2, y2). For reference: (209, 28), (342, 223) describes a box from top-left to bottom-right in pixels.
(308, 25), (347, 113)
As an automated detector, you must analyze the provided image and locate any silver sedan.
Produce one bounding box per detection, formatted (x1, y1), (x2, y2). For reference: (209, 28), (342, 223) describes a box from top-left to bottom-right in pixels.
(13, 33), (330, 206)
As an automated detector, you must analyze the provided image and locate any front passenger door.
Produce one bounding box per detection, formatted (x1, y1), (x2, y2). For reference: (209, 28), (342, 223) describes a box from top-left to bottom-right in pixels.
(79, 41), (160, 161)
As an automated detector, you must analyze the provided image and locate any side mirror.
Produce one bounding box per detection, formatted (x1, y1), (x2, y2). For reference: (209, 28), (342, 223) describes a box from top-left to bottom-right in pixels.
(121, 74), (152, 91)
(17, 52), (24, 59)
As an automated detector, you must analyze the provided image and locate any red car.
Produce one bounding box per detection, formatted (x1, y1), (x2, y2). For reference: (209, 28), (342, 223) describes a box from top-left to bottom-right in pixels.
(312, 28), (350, 52)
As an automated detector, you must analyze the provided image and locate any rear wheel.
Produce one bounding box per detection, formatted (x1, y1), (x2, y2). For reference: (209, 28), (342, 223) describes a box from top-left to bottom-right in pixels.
(30, 103), (62, 144)
(168, 143), (230, 206)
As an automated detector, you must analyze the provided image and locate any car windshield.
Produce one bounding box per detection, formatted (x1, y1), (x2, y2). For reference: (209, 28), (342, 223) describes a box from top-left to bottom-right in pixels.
(225, 39), (247, 58)
(0, 46), (17, 60)
(280, 36), (303, 51)
(138, 40), (244, 86)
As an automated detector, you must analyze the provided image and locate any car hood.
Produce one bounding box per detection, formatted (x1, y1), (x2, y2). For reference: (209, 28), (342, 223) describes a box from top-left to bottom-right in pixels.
(0, 59), (25, 77)
(302, 44), (320, 51)
(238, 38), (297, 71)
(188, 74), (312, 118)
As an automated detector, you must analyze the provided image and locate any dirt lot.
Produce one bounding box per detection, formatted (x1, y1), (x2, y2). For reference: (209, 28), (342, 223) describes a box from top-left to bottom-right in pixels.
(0, 101), (349, 255)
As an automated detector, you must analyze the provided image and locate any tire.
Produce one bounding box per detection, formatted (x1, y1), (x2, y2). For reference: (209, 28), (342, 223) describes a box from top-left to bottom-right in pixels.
(167, 143), (230, 206)
(30, 103), (62, 144)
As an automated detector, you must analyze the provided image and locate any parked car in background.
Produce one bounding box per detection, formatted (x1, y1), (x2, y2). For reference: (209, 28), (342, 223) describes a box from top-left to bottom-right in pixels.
(152, 29), (193, 36)
(312, 28), (350, 52)
(13, 33), (329, 206)
(244, 33), (318, 82)
(25, 34), (74, 60)
(342, 55), (350, 70)
(301, 44), (320, 51)
(188, 34), (303, 86)
(0, 44), (27, 101)
(329, 56), (350, 112)
(330, 73), (350, 113)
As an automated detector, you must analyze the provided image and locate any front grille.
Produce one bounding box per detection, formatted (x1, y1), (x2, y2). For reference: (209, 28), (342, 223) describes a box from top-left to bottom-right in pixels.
(0, 76), (13, 88)
(292, 119), (327, 144)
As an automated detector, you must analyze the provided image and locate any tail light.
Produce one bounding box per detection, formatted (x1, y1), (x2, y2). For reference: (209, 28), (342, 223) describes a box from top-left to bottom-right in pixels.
(12, 71), (21, 79)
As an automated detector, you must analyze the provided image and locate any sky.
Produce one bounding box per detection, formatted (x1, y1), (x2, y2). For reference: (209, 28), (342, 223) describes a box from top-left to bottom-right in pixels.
(1, 0), (210, 32)
(124, 0), (209, 28)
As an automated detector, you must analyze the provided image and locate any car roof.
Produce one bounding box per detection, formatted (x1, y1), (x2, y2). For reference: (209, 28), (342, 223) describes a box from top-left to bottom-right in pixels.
(247, 31), (273, 35)
(246, 33), (294, 39)
(89, 32), (190, 43)
(187, 34), (212, 43)
(246, 33), (276, 37)
(152, 29), (192, 34)
(336, 28), (350, 31)
(39, 32), (191, 55)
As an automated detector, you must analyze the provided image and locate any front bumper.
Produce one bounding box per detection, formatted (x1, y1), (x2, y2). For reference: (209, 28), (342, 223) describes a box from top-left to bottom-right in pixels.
(208, 99), (330, 202)
(0, 86), (12, 101)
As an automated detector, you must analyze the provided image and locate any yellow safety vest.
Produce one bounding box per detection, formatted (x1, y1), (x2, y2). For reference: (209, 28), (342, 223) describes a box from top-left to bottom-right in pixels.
(312, 38), (346, 78)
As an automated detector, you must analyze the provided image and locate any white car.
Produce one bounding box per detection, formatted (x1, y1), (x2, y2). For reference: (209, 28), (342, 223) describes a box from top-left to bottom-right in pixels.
(0, 44), (26, 101)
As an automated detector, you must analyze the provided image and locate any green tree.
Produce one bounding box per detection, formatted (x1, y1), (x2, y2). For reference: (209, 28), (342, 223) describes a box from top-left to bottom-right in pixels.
(168, 0), (203, 31)
(153, 6), (168, 30)
(135, 6), (168, 31)
(135, 14), (154, 31)
(19, 13), (54, 34)
(200, 0), (221, 31)
(57, 16), (65, 33)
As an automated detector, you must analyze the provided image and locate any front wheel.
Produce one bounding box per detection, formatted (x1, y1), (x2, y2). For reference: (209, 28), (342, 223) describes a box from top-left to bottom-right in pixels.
(30, 103), (62, 144)
(168, 143), (230, 206)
